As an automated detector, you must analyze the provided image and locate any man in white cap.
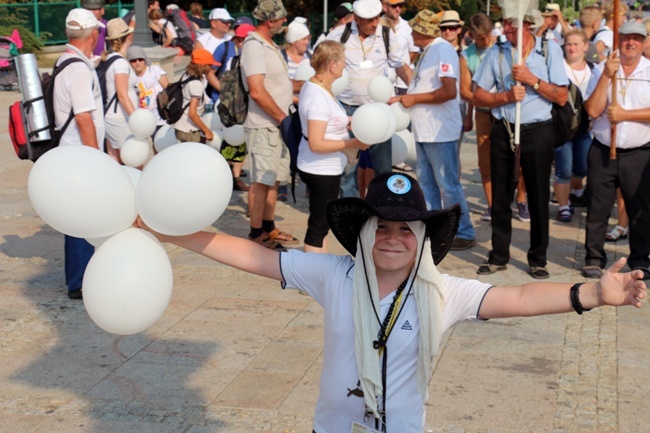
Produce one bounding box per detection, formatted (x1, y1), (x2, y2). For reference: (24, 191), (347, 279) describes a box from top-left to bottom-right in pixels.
(536, 3), (571, 45)
(54, 8), (106, 299)
(324, 0), (412, 197)
(582, 21), (650, 280)
(472, 6), (569, 279)
(194, 8), (234, 53)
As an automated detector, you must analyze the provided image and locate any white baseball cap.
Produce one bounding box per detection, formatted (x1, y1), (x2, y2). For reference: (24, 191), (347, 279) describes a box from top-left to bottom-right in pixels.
(66, 8), (105, 30)
(353, 0), (382, 19)
(209, 8), (234, 21)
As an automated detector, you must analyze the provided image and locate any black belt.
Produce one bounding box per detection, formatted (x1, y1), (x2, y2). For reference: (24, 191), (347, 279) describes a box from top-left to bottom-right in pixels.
(594, 138), (650, 154)
(495, 118), (553, 131)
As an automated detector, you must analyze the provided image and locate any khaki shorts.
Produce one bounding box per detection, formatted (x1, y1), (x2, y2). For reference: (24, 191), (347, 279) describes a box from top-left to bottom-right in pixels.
(174, 129), (202, 143)
(246, 126), (290, 186)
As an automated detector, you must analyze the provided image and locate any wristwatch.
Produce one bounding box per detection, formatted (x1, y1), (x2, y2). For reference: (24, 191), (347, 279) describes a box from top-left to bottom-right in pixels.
(533, 78), (541, 91)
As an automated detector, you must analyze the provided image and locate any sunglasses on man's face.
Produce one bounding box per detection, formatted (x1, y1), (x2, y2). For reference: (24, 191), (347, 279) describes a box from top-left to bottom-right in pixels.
(441, 25), (461, 31)
(129, 58), (145, 64)
(388, 3), (404, 8)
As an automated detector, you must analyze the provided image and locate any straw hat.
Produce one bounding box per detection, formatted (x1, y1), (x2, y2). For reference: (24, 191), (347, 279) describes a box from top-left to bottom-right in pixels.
(106, 17), (134, 40)
(439, 10), (464, 27)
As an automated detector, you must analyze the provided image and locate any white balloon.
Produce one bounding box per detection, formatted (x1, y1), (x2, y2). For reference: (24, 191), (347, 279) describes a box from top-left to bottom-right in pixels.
(122, 165), (142, 188)
(376, 103), (397, 143)
(128, 109), (157, 139)
(206, 130), (223, 150)
(332, 68), (349, 96)
(154, 124), (179, 153)
(82, 228), (173, 335)
(294, 62), (315, 81)
(28, 146), (137, 239)
(201, 112), (224, 132)
(222, 125), (245, 146)
(136, 142), (233, 236)
(395, 129), (417, 162)
(391, 133), (409, 166)
(120, 135), (150, 167)
(367, 75), (393, 103)
(351, 103), (390, 145)
(391, 102), (411, 132)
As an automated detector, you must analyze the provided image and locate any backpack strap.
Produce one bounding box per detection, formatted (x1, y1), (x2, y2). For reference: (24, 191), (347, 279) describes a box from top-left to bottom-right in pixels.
(215, 41), (232, 77)
(381, 25), (390, 60)
(340, 22), (352, 44)
(281, 48), (289, 64)
(179, 75), (202, 115)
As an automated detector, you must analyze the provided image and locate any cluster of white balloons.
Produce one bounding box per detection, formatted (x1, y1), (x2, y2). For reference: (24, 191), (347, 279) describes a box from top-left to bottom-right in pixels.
(151, 109), (245, 154)
(350, 76), (415, 165)
(28, 142), (233, 335)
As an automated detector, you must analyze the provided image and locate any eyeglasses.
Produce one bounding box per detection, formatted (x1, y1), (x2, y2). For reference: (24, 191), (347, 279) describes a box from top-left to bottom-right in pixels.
(441, 25), (461, 31)
(129, 58), (145, 63)
(218, 20), (232, 25)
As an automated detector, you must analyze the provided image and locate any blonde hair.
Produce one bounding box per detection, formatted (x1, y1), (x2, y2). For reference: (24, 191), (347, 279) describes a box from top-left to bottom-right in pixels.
(601, 0), (628, 20)
(310, 40), (345, 74)
(565, 28), (589, 45)
(579, 5), (603, 27)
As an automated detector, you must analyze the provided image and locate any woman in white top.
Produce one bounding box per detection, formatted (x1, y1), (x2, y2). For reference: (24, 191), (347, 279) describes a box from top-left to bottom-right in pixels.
(298, 41), (368, 253)
(553, 29), (593, 224)
(103, 18), (137, 163)
(127, 45), (169, 140)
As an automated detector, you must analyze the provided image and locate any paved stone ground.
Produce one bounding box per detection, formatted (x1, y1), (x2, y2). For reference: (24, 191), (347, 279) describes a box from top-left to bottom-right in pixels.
(1, 85), (649, 433)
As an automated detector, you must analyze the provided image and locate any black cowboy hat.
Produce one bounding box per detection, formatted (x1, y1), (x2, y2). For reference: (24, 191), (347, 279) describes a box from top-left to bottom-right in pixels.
(326, 172), (460, 265)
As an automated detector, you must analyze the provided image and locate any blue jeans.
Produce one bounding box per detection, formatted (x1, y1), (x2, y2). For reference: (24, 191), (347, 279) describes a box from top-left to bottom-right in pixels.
(554, 132), (592, 183)
(416, 140), (475, 240)
(64, 235), (94, 292)
(339, 102), (393, 197)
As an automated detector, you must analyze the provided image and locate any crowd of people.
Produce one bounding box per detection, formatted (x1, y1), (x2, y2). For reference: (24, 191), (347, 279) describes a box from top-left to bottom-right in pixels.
(46, 0), (650, 431)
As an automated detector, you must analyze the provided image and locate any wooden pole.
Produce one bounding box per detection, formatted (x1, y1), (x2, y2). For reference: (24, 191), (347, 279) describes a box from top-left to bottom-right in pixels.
(610, 0), (619, 160)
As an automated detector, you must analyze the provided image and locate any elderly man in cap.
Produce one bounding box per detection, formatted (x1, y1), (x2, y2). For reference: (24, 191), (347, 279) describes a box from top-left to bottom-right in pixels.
(472, 6), (568, 279)
(194, 8), (234, 53)
(55, 8), (106, 299)
(324, 0), (412, 197)
(581, 21), (650, 280)
(82, 0), (107, 56)
(536, 3), (571, 46)
(389, 10), (476, 251)
(240, 0), (296, 251)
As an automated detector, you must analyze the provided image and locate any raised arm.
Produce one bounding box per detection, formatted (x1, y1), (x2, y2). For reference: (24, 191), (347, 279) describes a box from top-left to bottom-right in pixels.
(143, 225), (283, 281)
(478, 258), (645, 319)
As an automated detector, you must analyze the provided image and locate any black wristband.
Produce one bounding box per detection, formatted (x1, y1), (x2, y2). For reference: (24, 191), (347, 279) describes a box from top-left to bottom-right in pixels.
(570, 283), (592, 315)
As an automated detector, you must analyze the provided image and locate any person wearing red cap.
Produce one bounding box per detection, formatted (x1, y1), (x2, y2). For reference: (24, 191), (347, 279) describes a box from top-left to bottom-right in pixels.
(173, 49), (219, 144)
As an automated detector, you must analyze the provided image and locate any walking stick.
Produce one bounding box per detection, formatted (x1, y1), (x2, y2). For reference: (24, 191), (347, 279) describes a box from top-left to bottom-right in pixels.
(610, 0), (619, 160)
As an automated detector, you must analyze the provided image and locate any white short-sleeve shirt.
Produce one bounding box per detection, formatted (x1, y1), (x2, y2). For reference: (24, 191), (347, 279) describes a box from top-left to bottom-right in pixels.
(408, 38), (461, 143)
(134, 64), (167, 125)
(53, 44), (105, 150)
(173, 73), (208, 133)
(280, 250), (492, 433)
(104, 53), (138, 123)
(297, 81), (348, 175)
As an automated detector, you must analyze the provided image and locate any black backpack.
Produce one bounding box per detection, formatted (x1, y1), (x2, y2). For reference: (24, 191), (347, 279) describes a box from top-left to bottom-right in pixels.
(157, 75), (200, 125)
(95, 54), (122, 113)
(217, 55), (249, 128)
(540, 39), (591, 147)
(8, 57), (85, 161)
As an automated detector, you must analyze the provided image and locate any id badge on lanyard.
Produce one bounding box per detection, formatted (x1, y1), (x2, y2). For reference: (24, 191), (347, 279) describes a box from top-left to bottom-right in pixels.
(351, 420), (382, 433)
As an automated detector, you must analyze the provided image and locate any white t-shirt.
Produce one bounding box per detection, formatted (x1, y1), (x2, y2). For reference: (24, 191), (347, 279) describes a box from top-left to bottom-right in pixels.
(593, 26), (613, 58)
(104, 53), (138, 123)
(196, 31), (230, 54)
(173, 73), (208, 133)
(134, 64), (167, 125)
(53, 44), (105, 150)
(390, 17), (419, 90)
(563, 59), (591, 96)
(159, 18), (178, 41)
(297, 81), (348, 175)
(324, 21), (405, 106)
(280, 250), (491, 433)
(408, 38), (461, 143)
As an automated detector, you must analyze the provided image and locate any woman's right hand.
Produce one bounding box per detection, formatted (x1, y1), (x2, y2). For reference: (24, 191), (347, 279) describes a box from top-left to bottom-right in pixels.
(351, 137), (370, 151)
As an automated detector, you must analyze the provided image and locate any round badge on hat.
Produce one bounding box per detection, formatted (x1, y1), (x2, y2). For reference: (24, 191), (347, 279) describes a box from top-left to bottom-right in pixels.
(387, 174), (411, 195)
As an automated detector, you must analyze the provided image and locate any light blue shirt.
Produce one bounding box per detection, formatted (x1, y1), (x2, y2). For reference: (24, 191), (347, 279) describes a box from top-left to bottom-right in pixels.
(473, 36), (569, 123)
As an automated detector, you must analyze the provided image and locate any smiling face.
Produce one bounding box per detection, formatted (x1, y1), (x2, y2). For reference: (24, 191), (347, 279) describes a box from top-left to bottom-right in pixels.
(372, 219), (417, 277)
(620, 33), (646, 62)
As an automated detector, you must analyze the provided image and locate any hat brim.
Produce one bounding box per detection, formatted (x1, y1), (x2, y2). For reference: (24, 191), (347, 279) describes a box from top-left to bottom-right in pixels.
(326, 198), (461, 265)
(106, 27), (134, 40)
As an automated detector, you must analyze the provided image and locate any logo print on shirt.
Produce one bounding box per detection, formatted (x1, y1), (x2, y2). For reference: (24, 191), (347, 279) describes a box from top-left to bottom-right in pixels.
(441, 63), (450, 73)
(401, 320), (412, 330)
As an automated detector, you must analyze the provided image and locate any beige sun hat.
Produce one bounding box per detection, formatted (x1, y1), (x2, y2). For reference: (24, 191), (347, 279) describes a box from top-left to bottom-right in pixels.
(439, 10), (464, 27)
(106, 17), (134, 40)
